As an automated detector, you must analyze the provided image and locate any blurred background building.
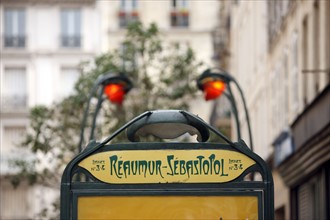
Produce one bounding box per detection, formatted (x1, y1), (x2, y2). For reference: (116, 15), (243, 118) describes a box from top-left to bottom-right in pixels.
(0, 0), (100, 218)
(0, 0), (219, 218)
(222, 0), (330, 219)
(1, 0), (329, 219)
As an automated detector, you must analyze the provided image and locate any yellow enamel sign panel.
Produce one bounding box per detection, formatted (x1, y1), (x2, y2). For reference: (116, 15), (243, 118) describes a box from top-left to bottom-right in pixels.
(78, 149), (255, 184)
(78, 196), (259, 219)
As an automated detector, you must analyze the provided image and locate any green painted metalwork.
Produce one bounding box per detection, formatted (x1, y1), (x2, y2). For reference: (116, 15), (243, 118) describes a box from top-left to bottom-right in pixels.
(61, 110), (274, 219)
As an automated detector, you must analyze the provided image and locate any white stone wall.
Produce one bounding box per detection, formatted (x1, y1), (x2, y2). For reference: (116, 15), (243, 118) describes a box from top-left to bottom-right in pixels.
(229, 1), (270, 158)
(229, 0), (329, 159)
(229, 1), (330, 218)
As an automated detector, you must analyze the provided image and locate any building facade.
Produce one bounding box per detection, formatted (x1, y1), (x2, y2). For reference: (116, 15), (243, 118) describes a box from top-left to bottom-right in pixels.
(227, 0), (330, 219)
(0, 0), (99, 218)
(98, 0), (220, 120)
(1, 0), (219, 218)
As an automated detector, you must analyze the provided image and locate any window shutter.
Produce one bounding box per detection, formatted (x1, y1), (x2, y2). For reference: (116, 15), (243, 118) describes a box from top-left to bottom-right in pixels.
(298, 183), (314, 220)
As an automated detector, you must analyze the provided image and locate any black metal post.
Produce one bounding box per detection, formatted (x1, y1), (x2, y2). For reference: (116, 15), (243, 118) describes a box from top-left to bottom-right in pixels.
(225, 84), (241, 140)
(77, 79), (102, 153)
(197, 69), (253, 152)
(77, 73), (132, 153)
(224, 72), (254, 152)
(89, 86), (105, 141)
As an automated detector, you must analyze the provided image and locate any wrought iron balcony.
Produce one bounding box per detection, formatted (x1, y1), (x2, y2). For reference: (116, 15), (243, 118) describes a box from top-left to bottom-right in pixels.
(4, 35), (26, 48)
(118, 11), (139, 28)
(170, 10), (189, 27)
(61, 35), (81, 48)
(0, 95), (28, 111)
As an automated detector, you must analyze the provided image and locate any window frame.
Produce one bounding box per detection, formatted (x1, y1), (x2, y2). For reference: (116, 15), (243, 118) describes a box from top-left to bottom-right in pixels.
(118, 0), (139, 28)
(3, 8), (26, 48)
(60, 8), (82, 48)
(1, 67), (28, 110)
(170, 0), (189, 28)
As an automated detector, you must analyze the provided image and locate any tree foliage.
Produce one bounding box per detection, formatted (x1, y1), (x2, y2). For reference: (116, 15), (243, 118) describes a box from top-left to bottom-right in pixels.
(10, 22), (204, 218)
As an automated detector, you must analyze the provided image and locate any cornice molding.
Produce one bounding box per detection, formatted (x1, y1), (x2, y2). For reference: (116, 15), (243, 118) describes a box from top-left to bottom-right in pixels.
(0, 111), (29, 118)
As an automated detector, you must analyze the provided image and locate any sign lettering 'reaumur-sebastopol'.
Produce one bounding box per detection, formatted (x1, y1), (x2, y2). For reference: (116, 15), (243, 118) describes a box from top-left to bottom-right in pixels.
(109, 154), (229, 179)
(78, 149), (256, 184)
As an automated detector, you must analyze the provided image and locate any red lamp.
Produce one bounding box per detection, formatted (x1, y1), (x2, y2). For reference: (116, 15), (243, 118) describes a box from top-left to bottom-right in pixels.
(99, 73), (133, 105)
(104, 83), (125, 105)
(196, 68), (254, 154)
(203, 80), (226, 101)
(196, 69), (228, 101)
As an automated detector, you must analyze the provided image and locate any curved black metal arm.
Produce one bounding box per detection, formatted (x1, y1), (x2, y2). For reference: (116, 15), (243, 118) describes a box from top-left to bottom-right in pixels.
(77, 75), (104, 153)
(203, 68), (254, 152)
(77, 72), (133, 153)
(224, 84), (241, 140)
(223, 71), (254, 152)
(88, 86), (105, 142)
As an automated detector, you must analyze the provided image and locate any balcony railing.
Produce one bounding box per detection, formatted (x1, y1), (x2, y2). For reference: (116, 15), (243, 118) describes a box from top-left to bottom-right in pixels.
(0, 95), (27, 111)
(171, 10), (189, 27)
(61, 36), (81, 48)
(118, 11), (139, 28)
(4, 36), (26, 48)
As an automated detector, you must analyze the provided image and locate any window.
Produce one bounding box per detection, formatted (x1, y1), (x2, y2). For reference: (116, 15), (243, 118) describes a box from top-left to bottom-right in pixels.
(59, 67), (80, 98)
(271, 68), (280, 134)
(293, 168), (328, 220)
(302, 16), (308, 106)
(1, 68), (27, 110)
(291, 32), (299, 113)
(171, 0), (189, 27)
(118, 0), (139, 28)
(1, 126), (27, 174)
(2, 126), (26, 154)
(61, 9), (81, 48)
(120, 0), (138, 12)
(282, 51), (289, 125)
(3, 8), (25, 48)
(313, 1), (320, 93)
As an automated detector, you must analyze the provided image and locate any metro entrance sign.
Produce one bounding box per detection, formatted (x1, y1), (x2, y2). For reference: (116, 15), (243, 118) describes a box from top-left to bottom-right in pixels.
(78, 149), (256, 184)
(60, 110), (274, 219)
